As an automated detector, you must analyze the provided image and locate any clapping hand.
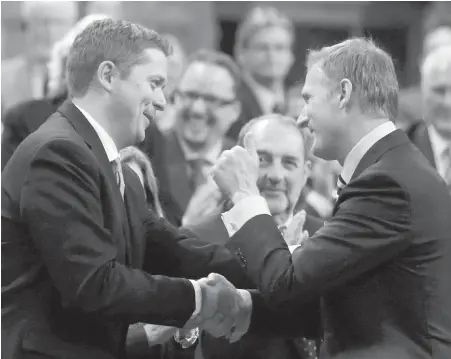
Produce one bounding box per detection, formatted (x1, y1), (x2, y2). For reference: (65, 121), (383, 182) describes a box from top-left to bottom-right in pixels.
(285, 210), (310, 248)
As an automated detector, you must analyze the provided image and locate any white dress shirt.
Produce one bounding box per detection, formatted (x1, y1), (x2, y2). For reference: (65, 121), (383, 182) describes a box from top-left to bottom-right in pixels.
(73, 103), (202, 319)
(221, 121), (397, 237)
(428, 124), (451, 180)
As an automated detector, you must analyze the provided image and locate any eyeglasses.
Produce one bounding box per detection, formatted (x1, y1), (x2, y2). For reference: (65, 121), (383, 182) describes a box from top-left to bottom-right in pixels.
(175, 90), (236, 108)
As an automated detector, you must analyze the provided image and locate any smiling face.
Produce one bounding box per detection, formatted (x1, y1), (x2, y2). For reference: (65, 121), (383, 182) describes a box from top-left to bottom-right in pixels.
(300, 64), (344, 160)
(109, 48), (168, 148)
(252, 119), (309, 217)
(174, 61), (240, 151)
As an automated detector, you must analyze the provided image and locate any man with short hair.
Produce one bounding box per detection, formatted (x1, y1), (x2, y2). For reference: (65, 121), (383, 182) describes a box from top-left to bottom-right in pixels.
(213, 37), (451, 358)
(228, 6), (295, 139)
(408, 45), (451, 192)
(162, 49), (242, 215)
(1, 19), (248, 359)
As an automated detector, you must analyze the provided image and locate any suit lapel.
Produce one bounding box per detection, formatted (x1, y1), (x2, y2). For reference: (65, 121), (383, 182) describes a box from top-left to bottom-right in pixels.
(332, 130), (409, 216)
(240, 79), (265, 119)
(57, 100), (130, 260)
(351, 129), (409, 182)
(164, 131), (193, 212)
(414, 124), (436, 168)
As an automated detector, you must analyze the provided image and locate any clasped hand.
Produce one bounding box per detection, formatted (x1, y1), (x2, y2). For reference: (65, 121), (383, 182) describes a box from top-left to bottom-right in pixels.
(185, 273), (251, 343)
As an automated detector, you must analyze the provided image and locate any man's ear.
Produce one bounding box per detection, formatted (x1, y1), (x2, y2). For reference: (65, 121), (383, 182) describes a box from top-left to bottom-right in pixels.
(339, 78), (353, 110)
(97, 60), (120, 93)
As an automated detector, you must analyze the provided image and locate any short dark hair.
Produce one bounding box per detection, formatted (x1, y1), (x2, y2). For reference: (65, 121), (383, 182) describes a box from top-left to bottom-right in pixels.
(66, 18), (172, 98)
(185, 49), (242, 92)
(237, 113), (312, 160)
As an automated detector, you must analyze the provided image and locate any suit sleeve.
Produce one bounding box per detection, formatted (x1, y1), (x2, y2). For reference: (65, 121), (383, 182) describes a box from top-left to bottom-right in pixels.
(143, 217), (252, 289)
(226, 173), (412, 308)
(20, 139), (195, 327)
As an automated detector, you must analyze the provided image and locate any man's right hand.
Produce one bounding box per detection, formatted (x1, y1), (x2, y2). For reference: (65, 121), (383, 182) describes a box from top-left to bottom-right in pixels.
(185, 273), (251, 342)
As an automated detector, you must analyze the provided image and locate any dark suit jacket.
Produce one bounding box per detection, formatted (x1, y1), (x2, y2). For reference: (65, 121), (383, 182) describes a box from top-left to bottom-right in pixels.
(227, 129), (451, 359)
(1, 94), (65, 171)
(406, 121), (437, 169)
(226, 78), (288, 140)
(162, 213), (323, 359)
(139, 122), (185, 226)
(1, 101), (246, 359)
(163, 130), (235, 215)
(227, 78), (265, 140)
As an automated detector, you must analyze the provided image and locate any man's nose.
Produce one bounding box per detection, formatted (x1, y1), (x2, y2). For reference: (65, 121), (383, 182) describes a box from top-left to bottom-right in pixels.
(190, 96), (208, 114)
(153, 88), (167, 112)
(267, 163), (285, 183)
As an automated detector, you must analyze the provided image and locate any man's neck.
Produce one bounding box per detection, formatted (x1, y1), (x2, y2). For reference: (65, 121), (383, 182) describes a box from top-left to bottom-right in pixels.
(337, 116), (390, 165)
(246, 71), (284, 93)
(73, 96), (124, 150)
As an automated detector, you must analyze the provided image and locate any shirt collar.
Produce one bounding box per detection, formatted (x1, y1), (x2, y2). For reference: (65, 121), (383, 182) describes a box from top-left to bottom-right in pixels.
(243, 72), (284, 114)
(73, 103), (120, 162)
(177, 133), (223, 165)
(341, 121), (396, 184)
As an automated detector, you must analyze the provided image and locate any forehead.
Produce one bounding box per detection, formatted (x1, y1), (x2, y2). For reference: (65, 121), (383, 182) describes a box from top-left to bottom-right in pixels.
(302, 64), (330, 94)
(253, 120), (304, 158)
(423, 63), (451, 86)
(178, 61), (235, 95)
(132, 48), (168, 76)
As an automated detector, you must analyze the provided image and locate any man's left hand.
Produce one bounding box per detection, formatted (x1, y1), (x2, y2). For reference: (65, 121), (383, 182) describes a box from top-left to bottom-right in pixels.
(211, 132), (260, 203)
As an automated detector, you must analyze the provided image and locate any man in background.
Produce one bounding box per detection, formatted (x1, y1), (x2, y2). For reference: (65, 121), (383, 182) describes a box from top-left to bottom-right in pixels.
(407, 45), (451, 193)
(228, 6), (295, 139)
(397, 2), (451, 129)
(162, 49), (241, 217)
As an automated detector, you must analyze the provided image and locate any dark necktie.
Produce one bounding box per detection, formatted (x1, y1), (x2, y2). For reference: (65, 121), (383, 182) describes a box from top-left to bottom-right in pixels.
(336, 174), (347, 196)
(188, 158), (209, 191)
(111, 158), (125, 199)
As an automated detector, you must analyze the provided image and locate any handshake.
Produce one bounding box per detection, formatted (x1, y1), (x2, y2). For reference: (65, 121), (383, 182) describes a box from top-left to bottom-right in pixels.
(184, 273), (252, 343)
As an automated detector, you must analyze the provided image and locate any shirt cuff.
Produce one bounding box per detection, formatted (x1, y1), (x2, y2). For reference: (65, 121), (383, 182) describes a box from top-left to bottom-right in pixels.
(237, 289), (253, 333)
(221, 195), (270, 237)
(189, 279), (202, 319)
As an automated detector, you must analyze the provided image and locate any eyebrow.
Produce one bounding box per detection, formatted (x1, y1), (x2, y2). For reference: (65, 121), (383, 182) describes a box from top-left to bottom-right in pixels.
(257, 150), (302, 162)
(148, 75), (167, 87)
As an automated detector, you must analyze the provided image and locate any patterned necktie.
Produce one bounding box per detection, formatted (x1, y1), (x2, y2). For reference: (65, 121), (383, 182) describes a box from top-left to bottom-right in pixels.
(111, 158), (125, 199)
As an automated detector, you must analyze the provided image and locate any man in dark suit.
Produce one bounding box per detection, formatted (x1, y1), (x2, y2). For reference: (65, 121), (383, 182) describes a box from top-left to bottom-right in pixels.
(406, 45), (451, 191)
(227, 6), (295, 140)
(212, 38), (451, 359)
(162, 50), (241, 216)
(1, 19), (255, 359)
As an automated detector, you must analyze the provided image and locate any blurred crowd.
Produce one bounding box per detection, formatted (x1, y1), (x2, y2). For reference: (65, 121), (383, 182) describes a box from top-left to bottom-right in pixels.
(1, 2), (451, 358)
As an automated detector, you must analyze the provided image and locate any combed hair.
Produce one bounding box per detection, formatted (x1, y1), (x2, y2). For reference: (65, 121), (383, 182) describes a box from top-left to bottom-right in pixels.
(120, 146), (165, 219)
(237, 113), (312, 160)
(235, 5), (294, 54)
(66, 18), (172, 98)
(186, 49), (242, 91)
(307, 37), (399, 120)
(47, 13), (109, 98)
